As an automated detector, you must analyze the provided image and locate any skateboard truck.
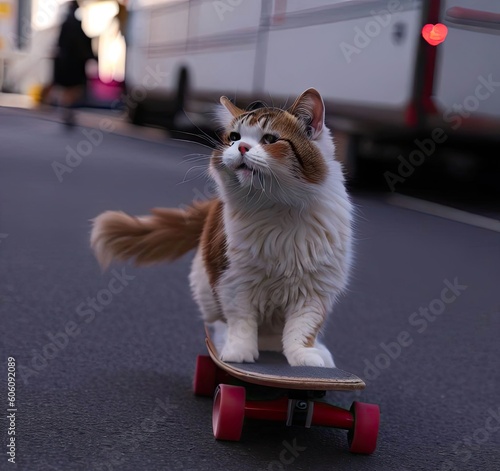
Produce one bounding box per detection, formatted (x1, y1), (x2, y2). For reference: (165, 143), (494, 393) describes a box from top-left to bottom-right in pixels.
(286, 391), (323, 427)
(286, 398), (314, 427)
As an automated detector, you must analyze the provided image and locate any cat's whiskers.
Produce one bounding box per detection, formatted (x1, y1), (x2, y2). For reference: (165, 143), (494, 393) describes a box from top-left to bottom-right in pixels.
(281, 95), (291, 109)
(171, 133), (219, 151)
(179, 165), (210, 185)
(182, 152), (211, 159)
(248, 185), (263, 207)
(180, 158), (211, 167)
(181, 157), (211, 166)
(256, 171), (272, 204)
(245, 170), (255, 199)
(260, 170), (268, 191)
(245, 160), (273, 201)
(267, 166), (288, 202)
(245, 187), (267, 219)
(181, 153), (212, 164)
(178, 110), (224, 148)
(267, 92), (275, 109)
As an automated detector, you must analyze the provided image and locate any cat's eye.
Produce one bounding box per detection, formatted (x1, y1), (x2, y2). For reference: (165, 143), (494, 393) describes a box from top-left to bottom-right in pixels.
(262, 134), (278, 144)
(229, 132), (241, 142)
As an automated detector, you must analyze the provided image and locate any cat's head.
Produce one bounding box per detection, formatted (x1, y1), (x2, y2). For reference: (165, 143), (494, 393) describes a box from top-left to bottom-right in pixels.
(210, 88), (340, 206)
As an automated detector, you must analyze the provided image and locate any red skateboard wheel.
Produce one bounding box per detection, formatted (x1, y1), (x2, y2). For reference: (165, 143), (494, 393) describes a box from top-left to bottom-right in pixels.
(193, 355), (217, 397)
(212, 384), (246, 441)
(348, 401), (380, 454)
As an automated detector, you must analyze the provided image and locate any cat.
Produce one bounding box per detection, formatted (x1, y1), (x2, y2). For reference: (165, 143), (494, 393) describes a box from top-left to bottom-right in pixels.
(90, 88), (353, 367)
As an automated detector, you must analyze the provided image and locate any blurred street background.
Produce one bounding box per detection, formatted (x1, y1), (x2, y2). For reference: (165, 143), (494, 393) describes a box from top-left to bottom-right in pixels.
(1, 1), (499, 470)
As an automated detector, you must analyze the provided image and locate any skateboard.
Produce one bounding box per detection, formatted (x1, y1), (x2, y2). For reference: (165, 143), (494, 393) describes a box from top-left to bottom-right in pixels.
(193, 326), (380, 454)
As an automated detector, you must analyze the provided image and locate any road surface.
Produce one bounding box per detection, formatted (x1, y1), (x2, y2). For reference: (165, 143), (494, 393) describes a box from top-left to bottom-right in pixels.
(1, 107), (499, 471)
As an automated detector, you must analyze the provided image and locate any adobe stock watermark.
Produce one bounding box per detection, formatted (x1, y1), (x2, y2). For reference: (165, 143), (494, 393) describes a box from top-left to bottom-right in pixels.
(213, 0), (243, 21)
(179, 179), (218, 214)
(178, 177), (218, 229)
(363, 278), (467, 381)
(34, 0), (59, 28)
(258, 439), (307, 471)
(17, 268), (136, 385)
(440, 406), (500, 471)
(51, 121), (116, 182)
(51, 64), (169, 182)
(93, 396), (178, 471)
(340, 0), (402, 63)
(5, 0), (58, 49)
(108, 64), (170, 113)
(384, 74), (500, 191)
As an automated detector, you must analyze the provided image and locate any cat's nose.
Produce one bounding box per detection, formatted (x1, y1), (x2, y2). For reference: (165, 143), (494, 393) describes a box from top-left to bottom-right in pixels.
(238, 143), (250, 155)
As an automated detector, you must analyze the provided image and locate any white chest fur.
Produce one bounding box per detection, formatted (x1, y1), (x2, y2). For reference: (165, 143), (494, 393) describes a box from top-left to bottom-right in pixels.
(220, 178), (353, 322)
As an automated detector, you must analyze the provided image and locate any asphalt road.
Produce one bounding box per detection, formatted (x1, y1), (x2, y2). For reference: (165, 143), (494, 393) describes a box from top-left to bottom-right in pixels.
(1, 107), (499, 471)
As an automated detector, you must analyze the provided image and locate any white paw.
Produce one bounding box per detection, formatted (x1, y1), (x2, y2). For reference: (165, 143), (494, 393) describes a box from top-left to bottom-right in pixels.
(220, 343), (259, 363)
(286, 348), (330, 367)
(316, 344), (336, 368)
(321, 354), (335, 368)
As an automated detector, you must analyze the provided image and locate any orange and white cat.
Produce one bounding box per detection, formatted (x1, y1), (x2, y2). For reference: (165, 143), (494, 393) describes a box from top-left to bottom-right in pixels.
(90, 88), (353, 367)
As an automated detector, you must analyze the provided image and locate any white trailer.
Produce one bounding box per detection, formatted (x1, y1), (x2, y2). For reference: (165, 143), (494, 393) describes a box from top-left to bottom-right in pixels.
(0, 0), (27, 90)
(124, 0), (500, 174)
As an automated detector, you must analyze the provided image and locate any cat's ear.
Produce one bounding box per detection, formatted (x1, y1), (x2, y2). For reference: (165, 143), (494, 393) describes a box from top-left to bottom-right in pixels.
(220, 96), (244, 117)
(288, 88), (325, 139)
(216, 96), (244, 128)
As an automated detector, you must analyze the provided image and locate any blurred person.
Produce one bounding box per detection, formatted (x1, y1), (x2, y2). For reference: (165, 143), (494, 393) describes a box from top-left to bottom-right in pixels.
(52, 0), (96, 126)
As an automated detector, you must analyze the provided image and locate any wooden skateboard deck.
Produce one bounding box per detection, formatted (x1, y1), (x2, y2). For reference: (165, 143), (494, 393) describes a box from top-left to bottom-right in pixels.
(205, 328), (365, 391)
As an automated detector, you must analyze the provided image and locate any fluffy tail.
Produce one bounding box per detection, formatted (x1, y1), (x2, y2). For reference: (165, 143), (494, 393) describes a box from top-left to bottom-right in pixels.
(90, 200), (215, 269)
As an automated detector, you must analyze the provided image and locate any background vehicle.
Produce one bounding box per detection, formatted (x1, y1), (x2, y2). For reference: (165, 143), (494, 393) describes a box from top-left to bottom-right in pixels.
(0, 0), (32, 92)
(1, 0), (126, 107)
(125, 0), (500, 175)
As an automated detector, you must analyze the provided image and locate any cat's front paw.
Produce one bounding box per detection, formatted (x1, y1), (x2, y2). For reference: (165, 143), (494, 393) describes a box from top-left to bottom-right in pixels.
(286, 347), (333, 368)
(220, 343), (259, 363)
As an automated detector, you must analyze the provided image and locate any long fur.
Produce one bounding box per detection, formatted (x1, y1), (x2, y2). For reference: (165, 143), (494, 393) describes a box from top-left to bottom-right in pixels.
(90, 200), (214, 269)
